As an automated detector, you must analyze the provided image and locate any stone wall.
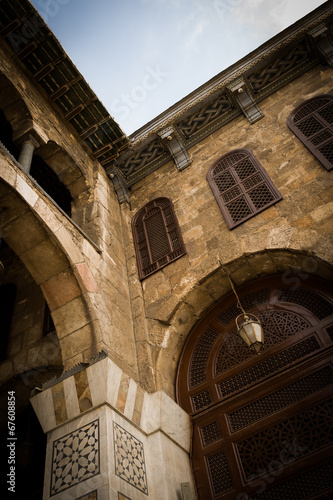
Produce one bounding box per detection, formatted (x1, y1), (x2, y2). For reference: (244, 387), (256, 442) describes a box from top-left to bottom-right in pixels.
(126, 65), (333, 397)
(0, 40), (139, 384)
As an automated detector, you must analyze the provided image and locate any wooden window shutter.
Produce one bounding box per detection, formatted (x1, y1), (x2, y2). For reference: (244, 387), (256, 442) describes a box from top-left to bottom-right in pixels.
(287, 94), (333, 171)
(207, 149), (282, 229)
(132, 197), (186, 280)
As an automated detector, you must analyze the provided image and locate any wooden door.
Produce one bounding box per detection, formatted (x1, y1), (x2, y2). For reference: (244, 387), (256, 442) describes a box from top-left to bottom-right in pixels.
(176, 275), (333, 499)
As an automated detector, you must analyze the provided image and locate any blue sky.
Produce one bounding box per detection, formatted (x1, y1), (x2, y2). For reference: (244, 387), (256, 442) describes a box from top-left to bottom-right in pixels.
(30, 0), (326, 134)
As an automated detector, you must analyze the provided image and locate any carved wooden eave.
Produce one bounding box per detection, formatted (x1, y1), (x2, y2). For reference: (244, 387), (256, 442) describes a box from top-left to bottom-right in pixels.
(107, 2), (333, 197)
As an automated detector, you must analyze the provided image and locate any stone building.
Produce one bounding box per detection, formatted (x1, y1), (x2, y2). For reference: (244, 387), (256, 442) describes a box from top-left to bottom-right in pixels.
(0, 1), (332, 499)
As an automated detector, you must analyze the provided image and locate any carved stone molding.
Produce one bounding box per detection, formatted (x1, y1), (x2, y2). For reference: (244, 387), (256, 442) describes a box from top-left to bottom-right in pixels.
(109, 168), (130, 204)
(158, 125), (191, 171)
(228, 78), (264, 124)
(308, 23), (333, 67)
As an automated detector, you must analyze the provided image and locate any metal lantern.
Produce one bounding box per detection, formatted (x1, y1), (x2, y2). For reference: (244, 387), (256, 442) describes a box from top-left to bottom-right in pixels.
(236, 313), (264, 353)
(221, 263), (265, 354)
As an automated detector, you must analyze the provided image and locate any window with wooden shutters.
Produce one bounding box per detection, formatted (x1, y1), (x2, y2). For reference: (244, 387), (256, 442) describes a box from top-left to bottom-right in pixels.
(288, 94), (333, 171)
(207, 149), (282, 229)
(132, 197), (186, 280)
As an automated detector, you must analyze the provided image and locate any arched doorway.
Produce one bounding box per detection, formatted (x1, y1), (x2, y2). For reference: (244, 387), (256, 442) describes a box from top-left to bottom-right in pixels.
(176, 275), (333, 499)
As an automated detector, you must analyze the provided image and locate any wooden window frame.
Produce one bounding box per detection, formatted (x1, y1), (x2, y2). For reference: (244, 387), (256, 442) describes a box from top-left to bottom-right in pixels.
(287, 94), (333, 171)
(207, 148), (282, 229)
(132, 197), (186, 280)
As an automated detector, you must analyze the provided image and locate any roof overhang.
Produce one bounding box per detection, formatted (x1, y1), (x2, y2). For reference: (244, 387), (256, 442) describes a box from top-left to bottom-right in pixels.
(0, 0), (130, 165)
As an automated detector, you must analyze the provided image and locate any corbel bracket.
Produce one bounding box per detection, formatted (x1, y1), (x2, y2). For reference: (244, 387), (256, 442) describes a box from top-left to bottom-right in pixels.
(228, 78), (263, 124)
(109, 168), (130, 205)
(308, 23), (333, 67)
(158, 126), (191, 171)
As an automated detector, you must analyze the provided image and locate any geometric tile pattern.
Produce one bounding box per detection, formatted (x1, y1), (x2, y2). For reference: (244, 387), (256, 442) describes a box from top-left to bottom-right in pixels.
(50, 420), (100, 496)
(114, 422), (148, 495)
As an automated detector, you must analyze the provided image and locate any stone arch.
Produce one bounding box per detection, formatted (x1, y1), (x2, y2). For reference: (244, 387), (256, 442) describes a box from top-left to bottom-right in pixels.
(35, 140), (94, 212)
(0, 71), (33, 154)
(154, 249), (333, 396)
(0, 71), (33, 139)
(0, 159), (102, 379)
(175, 272), (333, 499)
(0, 71), (95, 228)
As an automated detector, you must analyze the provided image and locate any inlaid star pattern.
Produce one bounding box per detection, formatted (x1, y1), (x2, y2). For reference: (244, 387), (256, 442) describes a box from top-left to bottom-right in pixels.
(114, 422), (148, 495)
(50, 420), (100, 496)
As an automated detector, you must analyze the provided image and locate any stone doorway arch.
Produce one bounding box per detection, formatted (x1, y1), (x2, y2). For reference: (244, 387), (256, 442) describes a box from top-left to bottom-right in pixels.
(0, 172), (98, 374)
(176, 274), (333, 499)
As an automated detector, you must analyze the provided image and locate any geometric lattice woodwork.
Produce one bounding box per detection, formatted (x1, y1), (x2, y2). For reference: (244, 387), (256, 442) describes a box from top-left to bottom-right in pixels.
(190, 327), (220, 388)
(219, 335), (321, 398)
(278, 286), (333, 319)
(207, 450), (233, 496)
(207, 149), (282, 229)
(288, 94), (333, 171)
(132, 197), (186, 279)
(216, 310), (311, 375)
(237, 397), (333, 480)
(228, 364), (333, 432)
(201, 421), (222, 447)
(251, 459), (333, 500)
(192, 390), (212, 412)
(177, 275), (333, 499)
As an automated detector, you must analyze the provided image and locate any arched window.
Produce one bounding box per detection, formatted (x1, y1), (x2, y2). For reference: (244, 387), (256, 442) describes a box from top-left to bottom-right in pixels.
(132, 197), (186, 280)
(287, 94), (333, 171)
(30, 155), (72, 216)
(207, 149), (282, 229)
(0, 108), (19, 159)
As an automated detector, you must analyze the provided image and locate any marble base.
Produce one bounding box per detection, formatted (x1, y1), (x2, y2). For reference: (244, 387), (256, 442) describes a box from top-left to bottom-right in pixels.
(31, 359), (196, 499)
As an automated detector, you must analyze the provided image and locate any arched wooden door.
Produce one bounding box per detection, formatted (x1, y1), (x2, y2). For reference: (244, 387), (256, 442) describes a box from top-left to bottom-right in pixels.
(176, 275), (333, 499)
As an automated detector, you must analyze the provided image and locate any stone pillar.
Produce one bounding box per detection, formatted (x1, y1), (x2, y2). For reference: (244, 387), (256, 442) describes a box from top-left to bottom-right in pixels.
(30, 358), (196, 500)
(18, 135), (39, 174)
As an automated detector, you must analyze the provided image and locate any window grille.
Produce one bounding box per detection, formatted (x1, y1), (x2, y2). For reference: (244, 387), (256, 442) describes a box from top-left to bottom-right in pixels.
(132, 197), (186, 280)
(287, 94), (333, 171)
(207, 149), (282, 229)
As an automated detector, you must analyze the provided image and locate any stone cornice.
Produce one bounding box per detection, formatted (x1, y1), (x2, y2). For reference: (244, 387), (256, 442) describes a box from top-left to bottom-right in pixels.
(129, 3), (333, 145)
(107, 3), (333, 193)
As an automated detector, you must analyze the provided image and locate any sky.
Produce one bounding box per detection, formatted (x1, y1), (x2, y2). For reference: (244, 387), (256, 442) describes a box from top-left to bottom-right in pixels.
(29, 0), (326, 135)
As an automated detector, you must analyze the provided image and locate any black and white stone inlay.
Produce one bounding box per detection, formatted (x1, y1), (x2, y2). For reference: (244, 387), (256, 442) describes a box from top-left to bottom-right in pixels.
(114, 422), (148, 495)
(50, 420), (100, 496)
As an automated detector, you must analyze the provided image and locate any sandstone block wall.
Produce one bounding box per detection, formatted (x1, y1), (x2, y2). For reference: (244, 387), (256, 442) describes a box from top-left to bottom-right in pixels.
(126, 65), (333, 396)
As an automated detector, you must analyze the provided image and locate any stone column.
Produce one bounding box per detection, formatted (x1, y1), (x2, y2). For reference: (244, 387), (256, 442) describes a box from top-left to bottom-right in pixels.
(30, 357), (195, 500)
(18, 135), (39, 174)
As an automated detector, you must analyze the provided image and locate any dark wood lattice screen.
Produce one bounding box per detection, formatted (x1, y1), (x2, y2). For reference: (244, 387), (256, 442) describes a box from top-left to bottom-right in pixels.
(132, 197), (186, 280)
(287, 94), (333, 171)
(207, 149), (282, 229)
(176, 275), (333, 499)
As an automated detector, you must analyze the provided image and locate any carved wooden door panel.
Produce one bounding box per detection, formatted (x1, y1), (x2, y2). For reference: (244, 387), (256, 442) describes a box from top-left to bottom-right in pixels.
(176, 276), (333, 499)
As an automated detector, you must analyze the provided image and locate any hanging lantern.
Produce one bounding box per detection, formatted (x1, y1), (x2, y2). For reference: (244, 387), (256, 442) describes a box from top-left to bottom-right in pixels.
(221, 263), (265, 354)
(236, 313), (264, 353)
